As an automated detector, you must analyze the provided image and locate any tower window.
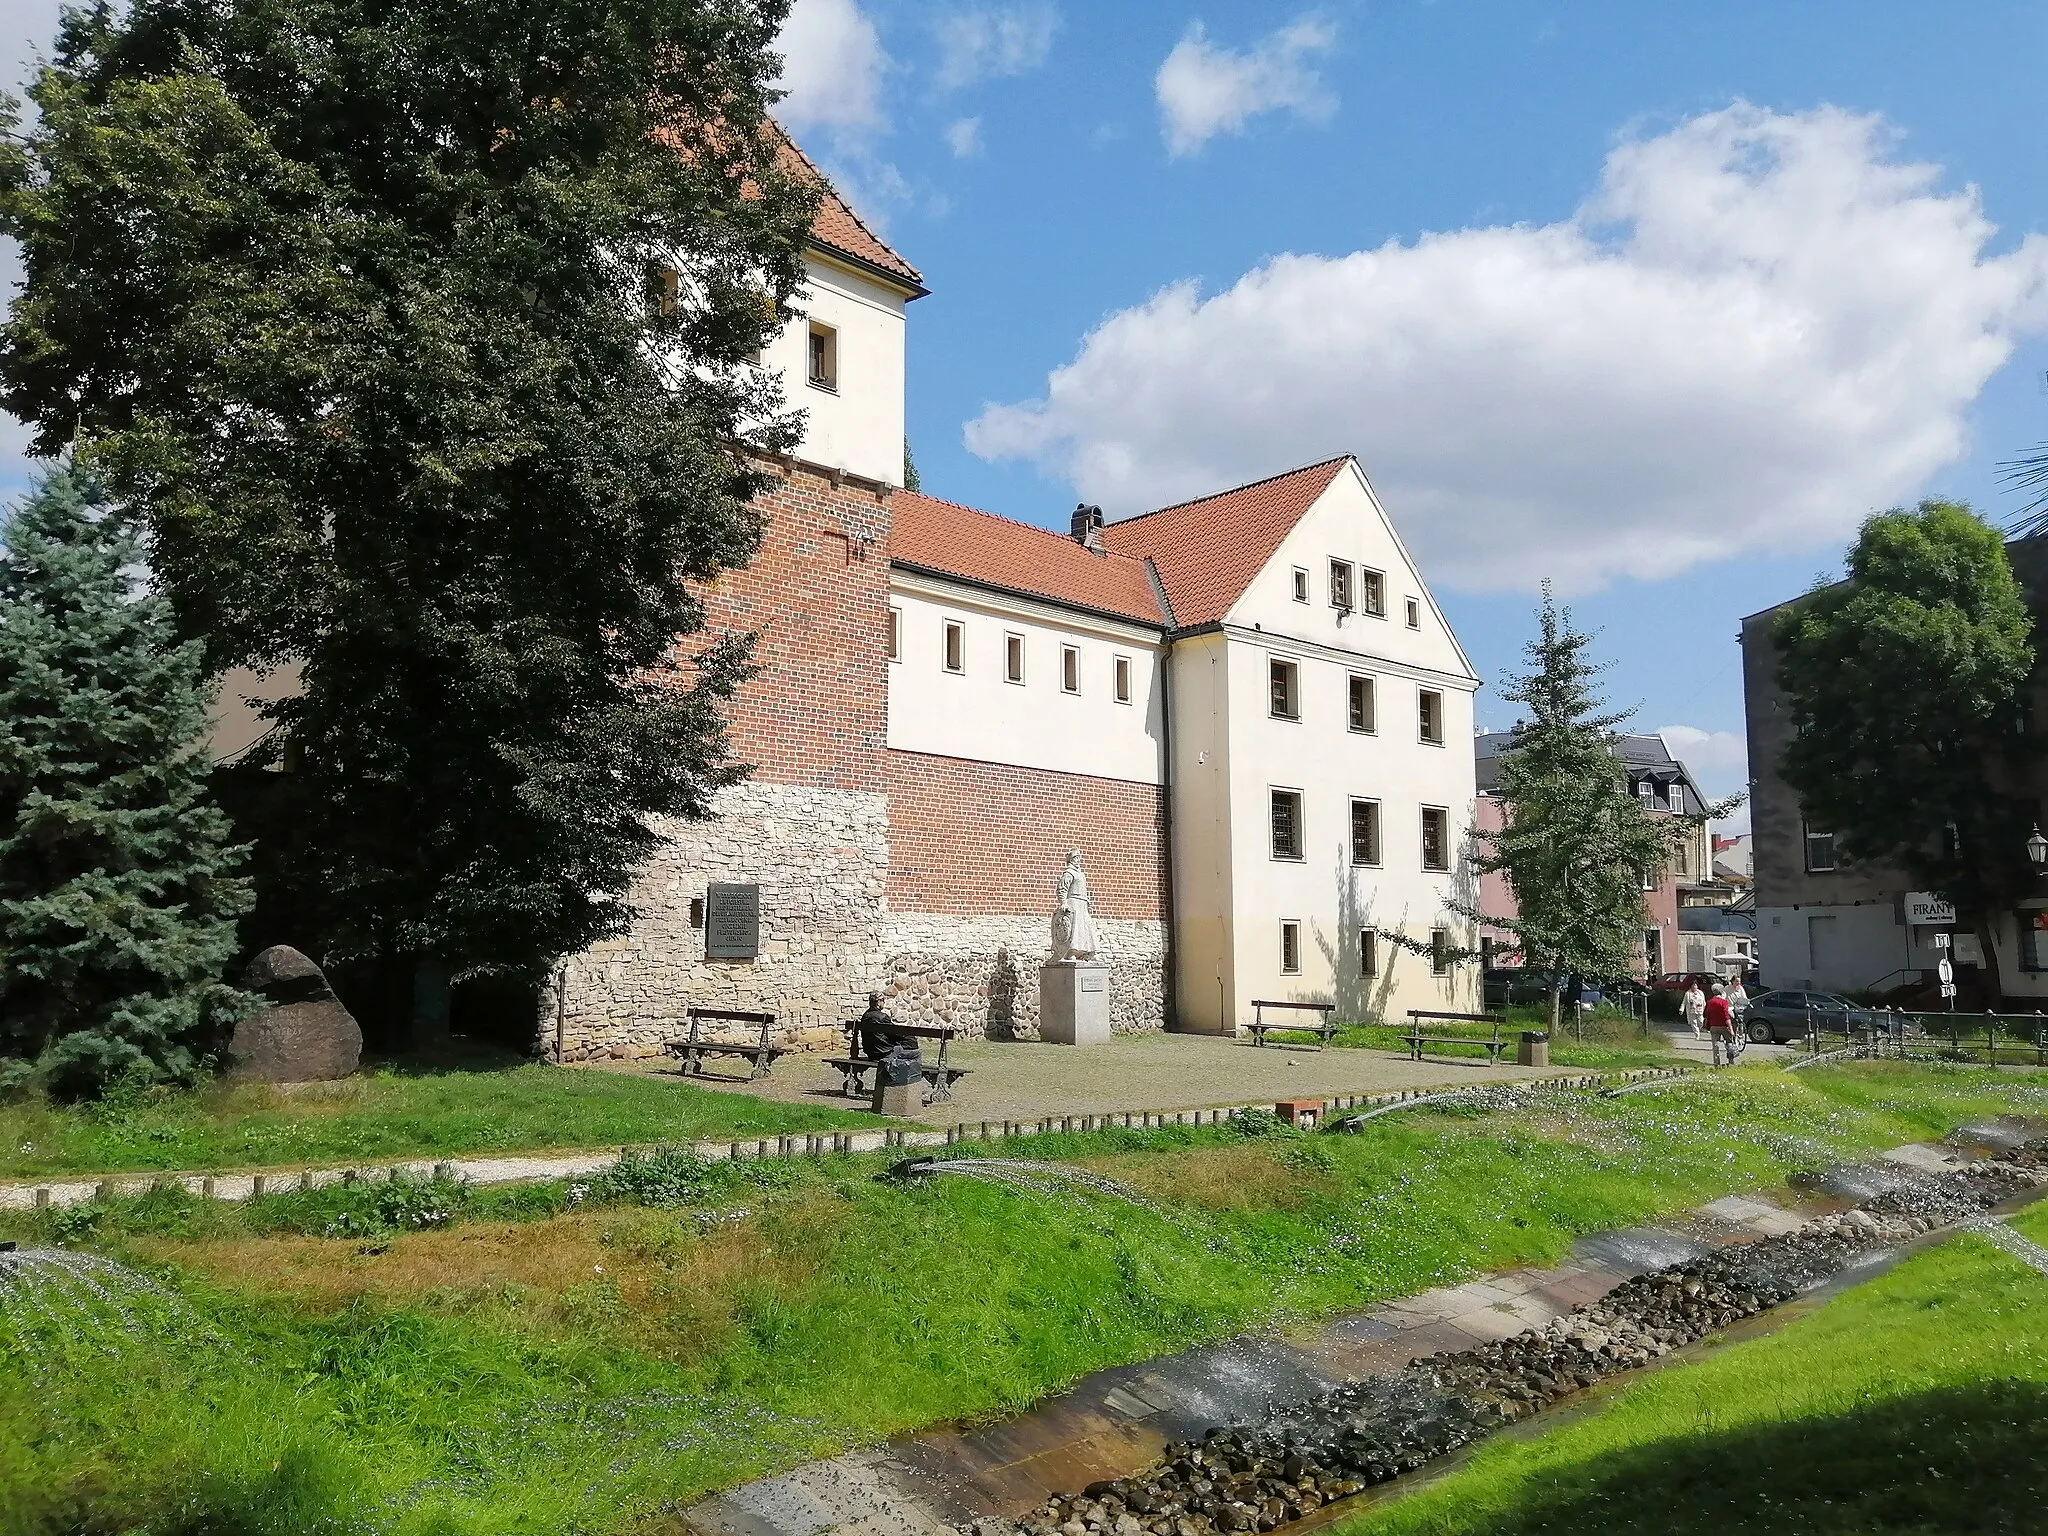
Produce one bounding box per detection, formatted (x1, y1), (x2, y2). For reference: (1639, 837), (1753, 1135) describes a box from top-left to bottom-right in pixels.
(807, 323), (838, 390)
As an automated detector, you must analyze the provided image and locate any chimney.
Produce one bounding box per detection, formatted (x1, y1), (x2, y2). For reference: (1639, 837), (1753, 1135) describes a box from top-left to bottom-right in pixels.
(1070, 503), (1104, 552)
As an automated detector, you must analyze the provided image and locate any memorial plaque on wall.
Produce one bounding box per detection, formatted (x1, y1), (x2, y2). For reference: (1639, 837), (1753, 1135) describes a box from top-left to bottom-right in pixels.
(704, 883), (761, 960)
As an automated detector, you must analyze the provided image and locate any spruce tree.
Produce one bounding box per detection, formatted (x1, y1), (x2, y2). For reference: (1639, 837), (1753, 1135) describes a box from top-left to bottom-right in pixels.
(1469, 588), (1725, 1031)
(0, 466), (253, 1097)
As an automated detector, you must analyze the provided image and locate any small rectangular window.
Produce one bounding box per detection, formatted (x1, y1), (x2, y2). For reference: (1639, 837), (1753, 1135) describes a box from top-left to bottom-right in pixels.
(1359, 928), (1378, 977)
(1359, 568), (1385, 616)
(1348, 674), (1374, 733)
(1061, 645), (1080, 694)
(887, 607), (900, 662)
(1421, 806), (1449, 871)
(1270, 658), (1299, 720)
(1329, 559), (1353, 611)
(648, 264), (681, 317)
(1291, 567), (1309, 603)
(1418, 688), (1444, 744)
(943, 620), (964, 674)
(1280, 920), (1302, 975)
(1005, 632), (1025, 685)
(1642, 863), (1658, 892)
(1271, 789), (1304, 861)
(1430, 928), (1451, 976)
(1804, 822), (1837, 873)
(1405, 597), (1421, 629)
(1114, 654), (1132, 704)
(807, 323), (837, 390)
(1349, 798), (1381, 867)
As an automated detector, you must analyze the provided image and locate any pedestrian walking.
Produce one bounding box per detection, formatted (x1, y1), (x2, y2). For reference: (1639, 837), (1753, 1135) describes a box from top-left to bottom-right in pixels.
(1704, 983), (1738, 1067)
(1680, 978), (1706, 1037)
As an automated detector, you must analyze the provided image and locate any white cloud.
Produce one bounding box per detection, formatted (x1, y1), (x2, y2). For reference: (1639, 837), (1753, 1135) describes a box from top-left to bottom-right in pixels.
(1154, 15), (1336, 157)
(773, 0), (888, 137)
(945, 116), (984, 158)
(968, 104), (2048, 592)
(935, 3), (1059, 91)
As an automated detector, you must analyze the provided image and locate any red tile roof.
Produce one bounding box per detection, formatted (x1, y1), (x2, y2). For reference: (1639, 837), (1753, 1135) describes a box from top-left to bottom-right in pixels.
(1099, 458), (1351, 626)
(889, 491), (1166, 625)
(776, 129), (925, 292)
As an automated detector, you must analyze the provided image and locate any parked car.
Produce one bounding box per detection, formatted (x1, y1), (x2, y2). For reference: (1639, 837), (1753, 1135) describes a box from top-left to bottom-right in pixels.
(1741, 989), (1880, 1044)
(1482, 968), (1518, 1008)
(1498, 970), (1604, 1009)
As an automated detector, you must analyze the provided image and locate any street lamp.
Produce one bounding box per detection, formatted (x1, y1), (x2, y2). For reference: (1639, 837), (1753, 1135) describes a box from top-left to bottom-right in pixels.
(2030, 826), (2048, 874)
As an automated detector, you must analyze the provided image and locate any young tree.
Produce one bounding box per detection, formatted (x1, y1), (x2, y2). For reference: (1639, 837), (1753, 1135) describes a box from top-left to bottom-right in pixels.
(0, 467), (254, 1096)
(0, 0), (818, 1021)
(1468, 588), (1721, 1031)
(1774, 501), (2035, 1001)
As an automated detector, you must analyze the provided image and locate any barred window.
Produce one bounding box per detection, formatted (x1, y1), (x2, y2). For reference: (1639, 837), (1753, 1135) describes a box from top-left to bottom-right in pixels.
(1271, 789), (1304, 861)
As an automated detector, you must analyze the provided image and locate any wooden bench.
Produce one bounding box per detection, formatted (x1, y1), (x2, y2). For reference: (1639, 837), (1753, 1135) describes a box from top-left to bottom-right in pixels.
(1403, 1009), (1515, 1063)
(666, 1008), (784, 1080)
(1245, 999), (1339, 1048)
(834, 1020), (971, 1105)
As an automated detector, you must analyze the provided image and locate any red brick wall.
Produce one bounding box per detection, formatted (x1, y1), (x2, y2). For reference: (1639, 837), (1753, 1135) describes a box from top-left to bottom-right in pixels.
(886, 749), (1168, 920)
(693, 464), (891, 792)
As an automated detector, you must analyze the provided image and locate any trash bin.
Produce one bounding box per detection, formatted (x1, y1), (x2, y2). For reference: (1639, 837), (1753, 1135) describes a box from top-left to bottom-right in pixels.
(1517, 1031), (1550, 1067)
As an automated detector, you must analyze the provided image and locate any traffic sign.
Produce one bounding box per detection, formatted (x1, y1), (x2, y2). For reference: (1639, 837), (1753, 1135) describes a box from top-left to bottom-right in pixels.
(1933, 932), (1951, 949)
(1941, 981), (1958, 998)
(1937, 957), (1955, 984)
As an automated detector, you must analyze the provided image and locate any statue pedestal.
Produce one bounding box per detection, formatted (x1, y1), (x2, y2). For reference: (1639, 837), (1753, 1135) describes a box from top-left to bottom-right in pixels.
(1039, 961), (1111, 1045)
(872, 1078), (921, 1116)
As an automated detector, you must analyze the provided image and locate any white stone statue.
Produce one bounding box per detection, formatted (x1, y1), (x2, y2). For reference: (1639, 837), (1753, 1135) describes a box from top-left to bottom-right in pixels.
(1050, 849), (1099, 961)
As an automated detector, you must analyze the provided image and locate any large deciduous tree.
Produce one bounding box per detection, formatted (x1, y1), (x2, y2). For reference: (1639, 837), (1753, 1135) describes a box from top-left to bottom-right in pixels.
(1470, 588), (1721, 1031)
(1774, 501), (2036, 1001)
(0, 467), (254, 1096)
(0, 0), (819, 1020)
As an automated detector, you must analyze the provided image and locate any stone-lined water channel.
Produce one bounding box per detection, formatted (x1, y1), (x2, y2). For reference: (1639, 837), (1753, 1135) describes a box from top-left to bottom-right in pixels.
(683, 1128), (2048, 1536)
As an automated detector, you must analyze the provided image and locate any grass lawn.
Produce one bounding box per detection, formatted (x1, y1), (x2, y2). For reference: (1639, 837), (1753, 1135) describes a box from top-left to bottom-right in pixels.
(1325, 1207), (2048, 1535)
(1263, 1005), (1677, 1070)
(0, 1050), (875, 1179)
(0, 1062), (2042, 1535)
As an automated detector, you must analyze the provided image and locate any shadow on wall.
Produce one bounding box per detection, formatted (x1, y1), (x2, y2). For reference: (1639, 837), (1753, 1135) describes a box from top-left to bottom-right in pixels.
(1312, 838), (1474, 1022)
(988, 946), (1022, 1040)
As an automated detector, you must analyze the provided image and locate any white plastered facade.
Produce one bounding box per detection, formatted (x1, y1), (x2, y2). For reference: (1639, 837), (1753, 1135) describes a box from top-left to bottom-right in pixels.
(762, 253), (909, 487)
(1165, 465), (1484, 1033)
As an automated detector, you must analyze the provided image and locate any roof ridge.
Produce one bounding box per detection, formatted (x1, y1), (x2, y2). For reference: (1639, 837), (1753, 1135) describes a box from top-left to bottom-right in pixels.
(1106, 455), (1353, 528)
(895, 488), (1150, 565)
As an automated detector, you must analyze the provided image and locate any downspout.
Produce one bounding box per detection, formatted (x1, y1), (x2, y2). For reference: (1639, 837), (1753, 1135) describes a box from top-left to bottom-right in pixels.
(1145, 558), (1180, 1032)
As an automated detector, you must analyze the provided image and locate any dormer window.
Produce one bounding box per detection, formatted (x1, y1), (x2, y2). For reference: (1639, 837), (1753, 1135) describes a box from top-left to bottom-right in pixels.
(807, 323), (838, 391)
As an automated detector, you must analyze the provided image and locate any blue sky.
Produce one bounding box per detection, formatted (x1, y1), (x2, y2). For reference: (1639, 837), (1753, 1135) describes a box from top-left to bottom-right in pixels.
(9, 2), (2048, 827)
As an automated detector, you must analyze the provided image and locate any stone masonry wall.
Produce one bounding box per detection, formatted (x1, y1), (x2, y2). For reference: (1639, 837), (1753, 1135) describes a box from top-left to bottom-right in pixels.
(550, 781), (887, 1061)
(545, 463), (896, 1060)
(881, 914), (1166, 1039)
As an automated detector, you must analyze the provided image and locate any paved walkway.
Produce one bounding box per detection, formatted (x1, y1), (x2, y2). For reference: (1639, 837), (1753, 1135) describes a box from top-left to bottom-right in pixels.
(617, 1033), (1578, 1127)
(680, 1140), (1994, 1536)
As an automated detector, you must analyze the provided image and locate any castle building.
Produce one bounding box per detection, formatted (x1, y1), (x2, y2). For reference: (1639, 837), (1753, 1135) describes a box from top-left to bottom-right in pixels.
(549, 145), (1483, 1058)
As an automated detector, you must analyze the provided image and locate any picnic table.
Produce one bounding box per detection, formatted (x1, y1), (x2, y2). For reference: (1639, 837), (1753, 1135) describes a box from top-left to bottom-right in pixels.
(666, 1008), (784, 1080)
(1245, 999), (1339, 1048)
(1403, 1009), (1515, 1063)
(827, 1021), (971, 1104)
